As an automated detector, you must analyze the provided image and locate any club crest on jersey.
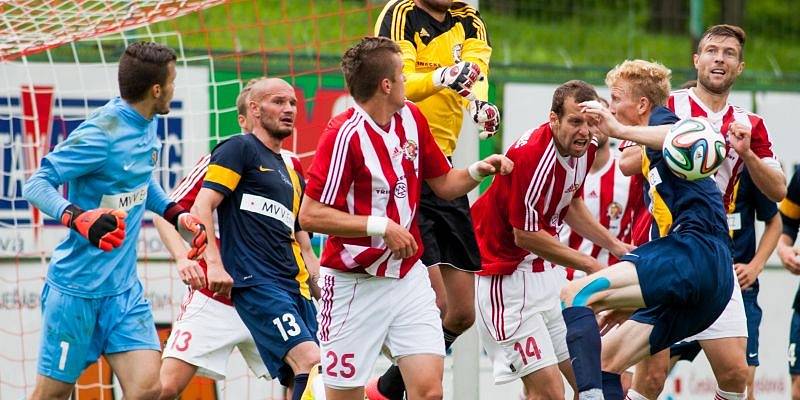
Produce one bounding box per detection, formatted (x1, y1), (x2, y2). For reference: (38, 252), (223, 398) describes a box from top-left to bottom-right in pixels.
(564, 183), (581, 193)
(452, 44), (463, 63)
(403, 140), (418, 161)
(394, 180), (407, 198)
(550, 214), (560, 227)
(607, 202), (623, 220)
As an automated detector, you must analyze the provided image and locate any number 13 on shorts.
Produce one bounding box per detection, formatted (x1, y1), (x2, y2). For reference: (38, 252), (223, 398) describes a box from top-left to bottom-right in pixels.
(273, 312), (302, 341)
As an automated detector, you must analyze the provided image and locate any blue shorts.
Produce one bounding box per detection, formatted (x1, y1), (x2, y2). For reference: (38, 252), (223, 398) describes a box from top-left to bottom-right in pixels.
(621, 229), (733, 354)
(232, 284), (318, 386)
(38, 281), (160, 383)
(789, 309), (800, 374)
(669, 281), (761, 366)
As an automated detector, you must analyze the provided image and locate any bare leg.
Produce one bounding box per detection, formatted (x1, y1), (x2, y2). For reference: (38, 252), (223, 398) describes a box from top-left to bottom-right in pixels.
(29, 375), (74, 400)
(158, 357), (199, 400)
(700, 337), (748, 393)
(520, 364), (565, 400)
(397, 354), (444, 400)
(630, 350), (669, 399)
(106, 349), (162, 400)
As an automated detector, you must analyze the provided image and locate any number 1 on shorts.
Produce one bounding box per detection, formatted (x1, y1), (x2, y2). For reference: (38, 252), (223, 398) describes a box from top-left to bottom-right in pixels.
(58, 341), (69, 371)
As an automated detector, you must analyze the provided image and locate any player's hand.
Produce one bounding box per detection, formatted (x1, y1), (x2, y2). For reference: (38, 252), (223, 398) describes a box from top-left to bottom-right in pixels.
(778, 244), (800, 274)
(728, 122), (752, 156)
(580, 101), (625, 139)
(433, 61), (482, 98)
(474, 154), (514, 177)
(384, 220), (417, 259)
(468, 100), (500, 139)
(60, 205), (127, 251)
(206, 262), (234, 298)
(597, 309), (634, 336)
(177, 257), (206, 290)
(611, 241), (636, 259)
(176, 213), (208, 260)
(734, 262), (762, 289)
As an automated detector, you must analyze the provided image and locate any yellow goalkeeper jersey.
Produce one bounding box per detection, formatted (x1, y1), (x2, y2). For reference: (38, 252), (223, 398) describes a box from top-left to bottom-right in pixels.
(374, 0), (492, 156)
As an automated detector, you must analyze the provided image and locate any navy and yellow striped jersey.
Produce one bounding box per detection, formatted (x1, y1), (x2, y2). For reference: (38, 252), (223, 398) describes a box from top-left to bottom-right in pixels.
(203, 134), (310, 299)
(642, 106), (730, 240)
(779, 166), (800, 309)
(375, 0), (491, 156)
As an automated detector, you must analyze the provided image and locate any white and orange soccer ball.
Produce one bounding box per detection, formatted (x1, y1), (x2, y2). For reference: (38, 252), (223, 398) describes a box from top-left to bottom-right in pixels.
(662, 117), (727, 181)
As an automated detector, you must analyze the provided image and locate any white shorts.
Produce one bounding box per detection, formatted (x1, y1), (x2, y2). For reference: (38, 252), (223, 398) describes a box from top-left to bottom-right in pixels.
(680, 270), (747, 342)
(317, 265), (444, 388)
(475, 268), (569, 384)
(163, 290), (269, 380)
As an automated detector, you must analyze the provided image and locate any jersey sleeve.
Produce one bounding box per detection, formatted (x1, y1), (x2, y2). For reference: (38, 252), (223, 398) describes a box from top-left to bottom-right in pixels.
(780, 167), (800, 242)
(169, 155), (210, 210)
(203, 138), (246, 197)
(43, 124), (110, 182)
(454, 4), (492, 102)
(375, 1), (441, 102)
(305, 117), (357, 208)
(741, 170), (778, 222)
(146, 178), (172, 215)
(748, 115), (776, 159)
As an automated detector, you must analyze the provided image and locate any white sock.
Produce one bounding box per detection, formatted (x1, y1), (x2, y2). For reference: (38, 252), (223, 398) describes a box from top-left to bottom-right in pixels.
(715, 388), (746, 400)
(579, 388), (605, 400)
(625, 389), (649, 400)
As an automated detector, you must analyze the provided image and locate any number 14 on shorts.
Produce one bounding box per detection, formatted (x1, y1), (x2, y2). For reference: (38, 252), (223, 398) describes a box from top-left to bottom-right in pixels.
(512, 336), (542, 370)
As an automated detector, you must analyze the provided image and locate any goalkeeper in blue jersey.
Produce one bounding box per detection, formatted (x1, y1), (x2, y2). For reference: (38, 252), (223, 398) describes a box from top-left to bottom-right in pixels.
(22, 42), (207, 400)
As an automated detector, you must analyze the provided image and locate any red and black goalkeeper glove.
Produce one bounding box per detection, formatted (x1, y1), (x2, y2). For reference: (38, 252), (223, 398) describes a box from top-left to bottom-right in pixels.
(164, 202), (208, 260)
(60, 205), (127, 251)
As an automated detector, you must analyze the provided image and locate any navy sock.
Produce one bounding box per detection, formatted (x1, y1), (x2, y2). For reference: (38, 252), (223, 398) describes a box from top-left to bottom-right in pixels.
(377, 365), (405, 400)
(443, 326), (460, 352)
(602, 371), (624, 400)
(291, 373), (309, 400)
(562, 306), (602, 393)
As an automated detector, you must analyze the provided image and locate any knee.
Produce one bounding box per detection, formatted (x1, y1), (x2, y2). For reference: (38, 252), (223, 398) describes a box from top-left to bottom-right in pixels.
(559, 285), (575, 307)
(637, 370), (667, 398)
(158, 381), (180, 400)
(31, 384), (73, 400)
(435, 295), (448, 319)
(408, 384), (443, 400)
(715, 364), (749, 392)
(444, 307), (475, 333)
(127, 381), (162, 400)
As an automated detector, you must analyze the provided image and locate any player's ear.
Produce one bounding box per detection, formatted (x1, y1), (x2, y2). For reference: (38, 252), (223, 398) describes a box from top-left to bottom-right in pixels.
(549, 110), (559, 126)
(735, 60), (745, 76)
(381, 77), (392, 95)
(151, 83), (162, 100)
(638, 97), (649, 116)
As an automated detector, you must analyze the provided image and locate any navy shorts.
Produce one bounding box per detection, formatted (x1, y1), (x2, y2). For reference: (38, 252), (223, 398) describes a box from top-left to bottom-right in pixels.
(418, 181), (481, 272)
(789, 309), (800, 374)
(670, 280), (761, 366)
(621, 229), (733, 354)
(232, 284), (318, 385)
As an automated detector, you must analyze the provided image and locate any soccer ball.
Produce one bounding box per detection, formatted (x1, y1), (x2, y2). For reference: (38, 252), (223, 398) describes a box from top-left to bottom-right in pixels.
(662, 117), (727, 181)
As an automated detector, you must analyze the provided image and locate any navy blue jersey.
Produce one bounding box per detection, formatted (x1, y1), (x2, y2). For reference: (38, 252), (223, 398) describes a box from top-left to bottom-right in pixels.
(730, 168), (778, 264)
(779, 166), (800, 309)
(203, 134), (310, 298)
(643, 106), (730, 239)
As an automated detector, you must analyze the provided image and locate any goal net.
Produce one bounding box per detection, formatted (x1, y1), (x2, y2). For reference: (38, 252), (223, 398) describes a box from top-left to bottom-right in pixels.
(0, 1), (381, 398)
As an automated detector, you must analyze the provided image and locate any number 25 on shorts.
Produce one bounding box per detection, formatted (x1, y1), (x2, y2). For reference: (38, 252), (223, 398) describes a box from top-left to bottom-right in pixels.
(325, 351), (356, 378)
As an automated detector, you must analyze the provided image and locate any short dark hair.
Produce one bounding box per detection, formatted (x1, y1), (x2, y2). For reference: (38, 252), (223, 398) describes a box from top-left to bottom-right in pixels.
(697, 24), (746, 60)
(551, 80), (598, 118)
(118, 42), (177, 102)
(341, 37), (401, 103)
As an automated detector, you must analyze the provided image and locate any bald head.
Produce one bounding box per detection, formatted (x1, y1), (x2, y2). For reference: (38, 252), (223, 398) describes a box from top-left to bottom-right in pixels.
(248, 77), (297, 140)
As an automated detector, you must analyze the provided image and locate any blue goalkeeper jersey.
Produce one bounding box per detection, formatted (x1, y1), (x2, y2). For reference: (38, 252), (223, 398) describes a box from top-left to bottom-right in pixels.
(26, 97), (171, 298)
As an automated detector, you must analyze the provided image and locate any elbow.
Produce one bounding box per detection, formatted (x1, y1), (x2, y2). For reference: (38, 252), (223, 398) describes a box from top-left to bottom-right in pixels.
(619, 160), (639, 177)
(770, 186), (788, 203)
(298, 207), (317, 233)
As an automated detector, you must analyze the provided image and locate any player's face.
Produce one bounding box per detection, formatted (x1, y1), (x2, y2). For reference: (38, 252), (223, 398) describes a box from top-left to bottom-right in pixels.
(694, 35), (744, 95)
(388, 53), (406, 110)
(608, 81), (642, 126)
(154, 62), (176, 115)
(550, 96), (594, 157)
(257, 85), (297, 139)
(419, 0), (453, 13)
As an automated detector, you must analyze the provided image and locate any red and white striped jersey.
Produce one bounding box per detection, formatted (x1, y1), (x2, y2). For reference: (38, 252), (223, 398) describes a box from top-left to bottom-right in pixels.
(305, 101), (450, 278)
(473, 122), (597, 276)
(559, 156), (644, 280)
(169, 148), (305, 305)
(668, 88), (779, 212)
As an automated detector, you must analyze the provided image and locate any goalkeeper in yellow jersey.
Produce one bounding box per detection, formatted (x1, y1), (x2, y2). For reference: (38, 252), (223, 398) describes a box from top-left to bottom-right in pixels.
(369, 1), (499, 399)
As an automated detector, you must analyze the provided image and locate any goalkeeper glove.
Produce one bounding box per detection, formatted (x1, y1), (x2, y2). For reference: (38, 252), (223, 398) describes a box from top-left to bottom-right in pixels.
(468, 100), (500, 139)
(164, 202), (208, 260)
(60, 205), (127, 251)
(433, 61), (482, 98)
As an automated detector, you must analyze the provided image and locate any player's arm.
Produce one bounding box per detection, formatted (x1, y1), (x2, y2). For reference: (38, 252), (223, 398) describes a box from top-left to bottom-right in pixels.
(729, 120), (786, 202)
(619, 145), (644, 177)
(22, 126), (127, 251)
(148, 179), (207, 260)
(564, 197), (632, 258)
(192, 188), (232, 296)
(424, 154), (513, 201)
(458, 6), (492, 102)
(582, 104), (670, 149)
(778, 171), (800, 274)
(513, 229), (603, 274)
(296, 231), (321, 299)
